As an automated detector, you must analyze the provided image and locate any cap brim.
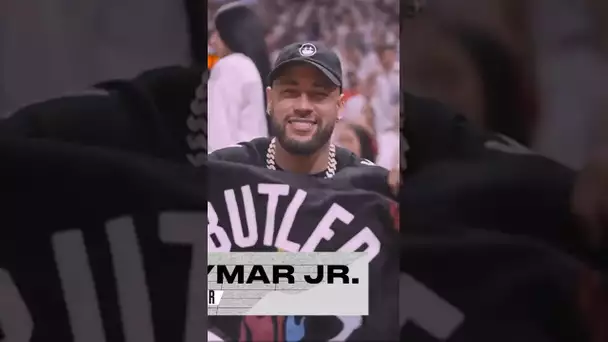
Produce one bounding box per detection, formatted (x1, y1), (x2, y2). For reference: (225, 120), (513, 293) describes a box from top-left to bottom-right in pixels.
(268, 58), (341, 87)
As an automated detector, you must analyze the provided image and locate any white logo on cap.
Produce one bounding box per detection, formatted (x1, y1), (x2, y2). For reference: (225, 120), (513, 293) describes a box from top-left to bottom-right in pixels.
(299, 43), (317, 57)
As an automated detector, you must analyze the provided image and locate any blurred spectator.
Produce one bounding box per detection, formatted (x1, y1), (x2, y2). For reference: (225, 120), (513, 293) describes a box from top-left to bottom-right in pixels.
(455, 27), (537, 145)
(368, 44), (400, 119)
(332, 120), (378, 162)
(207, 2), (271, 152)
(335, 33), (365, 90)
(341, 73), (381, 126)
(341, 72), (359, 103)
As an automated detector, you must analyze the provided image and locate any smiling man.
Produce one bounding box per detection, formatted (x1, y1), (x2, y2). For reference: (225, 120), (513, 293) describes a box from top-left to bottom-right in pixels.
(208, 41), (398, 342)
(209, 42), (391, 186)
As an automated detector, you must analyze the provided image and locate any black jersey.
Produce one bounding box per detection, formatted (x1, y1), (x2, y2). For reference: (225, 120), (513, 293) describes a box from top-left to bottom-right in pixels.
(0, 137), (604, 342)
(0, 136), (399, 342)
(208, 140), (398, 341)
(207, 159), (400, 341)
(209, 137), (386, 174)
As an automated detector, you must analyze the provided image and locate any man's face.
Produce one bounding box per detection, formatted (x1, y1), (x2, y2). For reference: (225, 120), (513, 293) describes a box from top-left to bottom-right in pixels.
(267, 64), (343, 155)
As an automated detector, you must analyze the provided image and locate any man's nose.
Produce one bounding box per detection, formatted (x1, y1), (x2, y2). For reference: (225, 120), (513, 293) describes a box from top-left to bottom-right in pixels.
(294, 94), (314, 114)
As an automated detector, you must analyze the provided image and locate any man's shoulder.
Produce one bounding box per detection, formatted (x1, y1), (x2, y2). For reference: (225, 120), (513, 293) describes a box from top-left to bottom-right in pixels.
(336, 146), (387, 171)
(208, 137), (269, 164)
(334, 147), (392, 197)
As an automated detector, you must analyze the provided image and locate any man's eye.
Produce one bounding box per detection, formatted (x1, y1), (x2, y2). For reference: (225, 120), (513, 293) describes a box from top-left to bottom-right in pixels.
(282, 89), (299, 96)
(312, 92), (329, 99)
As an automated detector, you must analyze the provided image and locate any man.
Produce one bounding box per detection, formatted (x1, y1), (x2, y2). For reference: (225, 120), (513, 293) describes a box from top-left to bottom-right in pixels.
(209, 41), (395, 192)
(207, 41), (401, 341)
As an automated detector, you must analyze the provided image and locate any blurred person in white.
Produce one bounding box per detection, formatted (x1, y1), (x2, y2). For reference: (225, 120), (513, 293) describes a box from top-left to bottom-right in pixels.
(340, 72), (399, 170)
(333, 119), (378, 162)
(375, 44), (400, 108)
(333, 33), (364, 90)
(207, 2), (271, 153)
(358, 43), (400, 133)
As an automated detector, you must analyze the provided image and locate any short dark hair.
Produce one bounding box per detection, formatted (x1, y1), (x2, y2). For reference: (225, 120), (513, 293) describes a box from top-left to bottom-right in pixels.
(214, 4), (272, 88)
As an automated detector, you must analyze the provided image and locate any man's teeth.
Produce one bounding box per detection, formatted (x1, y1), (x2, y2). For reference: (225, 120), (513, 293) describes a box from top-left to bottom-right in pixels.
(289, 119), (316, 124)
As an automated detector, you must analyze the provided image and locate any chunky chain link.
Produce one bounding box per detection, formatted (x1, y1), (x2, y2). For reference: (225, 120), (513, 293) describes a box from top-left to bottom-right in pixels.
(266, 137), (336, 179)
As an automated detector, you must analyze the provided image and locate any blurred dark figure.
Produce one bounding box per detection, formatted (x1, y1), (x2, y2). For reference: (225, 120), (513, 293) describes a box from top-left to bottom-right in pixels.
(342, 71), (359, 102)
(573, 146), (608, 248)
(403, 22), (537, 146)
(208, 2), (272, 147)
(404, 0), (427, 18)
(210, 3), (271, 89)
(455, 27), (537, 146)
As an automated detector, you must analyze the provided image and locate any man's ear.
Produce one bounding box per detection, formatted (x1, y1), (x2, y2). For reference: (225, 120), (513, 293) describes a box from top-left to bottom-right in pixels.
(335, 94), (345, 122)
(266, 86), (272, 114)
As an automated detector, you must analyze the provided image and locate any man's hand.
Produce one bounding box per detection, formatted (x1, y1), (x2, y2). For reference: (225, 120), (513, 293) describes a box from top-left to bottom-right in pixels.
(572, 147), (608, 249)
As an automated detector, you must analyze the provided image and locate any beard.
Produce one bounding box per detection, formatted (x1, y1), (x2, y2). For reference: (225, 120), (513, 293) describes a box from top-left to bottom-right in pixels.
(270, 114), (335, 156)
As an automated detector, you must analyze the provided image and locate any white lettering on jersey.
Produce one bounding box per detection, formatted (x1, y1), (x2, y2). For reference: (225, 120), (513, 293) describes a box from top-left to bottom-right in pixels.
(106, 217), (155, 342)
(331, 316), (363, 341)
(0, 212), (207, 342)
(53, 230), (107, 342)
(258, 184), (290, 246)
(208, 330), (224, 341)
(208, 202), (232, 252)
(300, 203), (354, 252)
(207, 183), (381, 263)
(399, 274), (464, 339)
(484, 134), (534, 155)
(207, 184), (379, 341)
(275, 189), (307, 252)
(225, 186), (258, 247)
(0, 269), (33, 341)
(52, 219), (156, 342)
(360, 159), (376, 166)
(159, 212), (207, 342)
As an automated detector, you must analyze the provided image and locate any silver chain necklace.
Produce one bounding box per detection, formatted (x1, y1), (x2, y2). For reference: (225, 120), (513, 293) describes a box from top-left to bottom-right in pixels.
(265, 137), (337, 179)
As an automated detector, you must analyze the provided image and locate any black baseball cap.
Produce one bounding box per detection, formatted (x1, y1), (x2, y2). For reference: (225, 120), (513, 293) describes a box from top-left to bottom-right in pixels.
(268, 42), (343, 88)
